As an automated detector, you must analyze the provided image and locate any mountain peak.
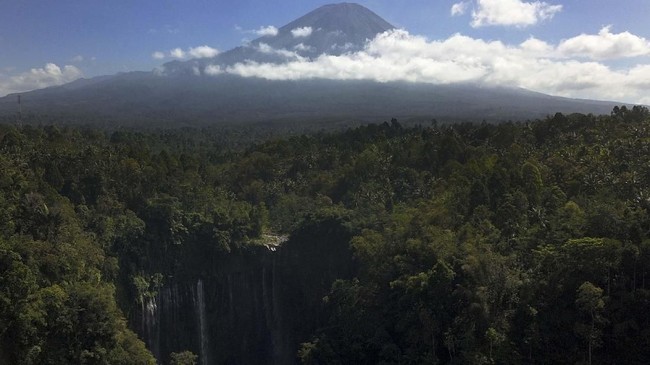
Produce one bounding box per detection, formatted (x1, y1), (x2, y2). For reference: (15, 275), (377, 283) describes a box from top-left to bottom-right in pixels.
(286, 2), (390, 23)
(162, 2), (394, 75)
(278, 2), (394, 49)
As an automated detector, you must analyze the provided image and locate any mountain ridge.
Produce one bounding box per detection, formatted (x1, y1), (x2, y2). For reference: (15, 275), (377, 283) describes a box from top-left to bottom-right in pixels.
(0, 2), (625, 126)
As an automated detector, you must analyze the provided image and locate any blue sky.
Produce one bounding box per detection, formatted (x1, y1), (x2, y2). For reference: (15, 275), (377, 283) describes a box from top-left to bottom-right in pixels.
(2, 0), (650, 103)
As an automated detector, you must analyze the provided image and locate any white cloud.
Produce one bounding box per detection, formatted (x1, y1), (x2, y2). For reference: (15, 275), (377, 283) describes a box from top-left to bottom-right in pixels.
(188, 45), (219, 58)
(331, 42), (355, 52)
(257, 43), (275, 54)
(158, 46), (219, 60)
(205, 65), (224, 76)
(257, 43), (304, 59)
(558, 26), (650, 60)
(451, 2), (469, 16)
(294, 43), (314, 52)
(518, 27), (650, 61)
(291, 26), (313, 38)
(0, 63), (82, 96)
(255, 25), (279, 37)
(204, 29), (650, 104)
(628, 65), (650, 89)
(520, 37), (553, 55)
(170, 48), (186, 59)
(471, 0), (562, 27)
(71, 55), (84, 63)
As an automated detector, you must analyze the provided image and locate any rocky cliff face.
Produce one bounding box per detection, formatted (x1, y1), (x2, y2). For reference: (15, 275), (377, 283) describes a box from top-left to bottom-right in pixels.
(137, 253), (288, 365)
(132, 216), (354, 365)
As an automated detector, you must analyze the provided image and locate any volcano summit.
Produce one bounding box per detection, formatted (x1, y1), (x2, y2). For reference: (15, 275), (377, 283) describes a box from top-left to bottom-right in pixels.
(163, 3), (396, 76)
(0, 3), (619, 126)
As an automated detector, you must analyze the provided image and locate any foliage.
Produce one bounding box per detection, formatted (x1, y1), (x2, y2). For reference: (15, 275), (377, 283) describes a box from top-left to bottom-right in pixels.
(169, 350), (198, 365)
(1, 107), (650, 364)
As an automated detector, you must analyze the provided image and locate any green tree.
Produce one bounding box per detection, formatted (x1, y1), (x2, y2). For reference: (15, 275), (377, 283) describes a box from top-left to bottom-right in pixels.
(170, 351), (198, 365)
(575, 282), (605, 365)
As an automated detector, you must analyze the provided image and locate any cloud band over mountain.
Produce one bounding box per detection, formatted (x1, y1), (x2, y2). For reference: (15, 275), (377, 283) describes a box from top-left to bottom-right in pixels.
(0, 63), (82, 97)
(188, 28), (650, 104)
(2, 1), (649, 107)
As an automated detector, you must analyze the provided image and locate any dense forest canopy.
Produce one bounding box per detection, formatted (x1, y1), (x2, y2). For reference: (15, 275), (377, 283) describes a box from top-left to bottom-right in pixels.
(1, 105), (650, 364)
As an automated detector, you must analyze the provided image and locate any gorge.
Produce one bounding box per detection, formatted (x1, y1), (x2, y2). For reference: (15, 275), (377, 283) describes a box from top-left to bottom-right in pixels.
(130, 216), (354, 365)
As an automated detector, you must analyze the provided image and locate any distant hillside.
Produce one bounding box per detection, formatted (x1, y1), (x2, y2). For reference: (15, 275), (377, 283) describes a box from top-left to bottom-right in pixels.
(0, 3), (622, 127)
(0, 73), (618, 127)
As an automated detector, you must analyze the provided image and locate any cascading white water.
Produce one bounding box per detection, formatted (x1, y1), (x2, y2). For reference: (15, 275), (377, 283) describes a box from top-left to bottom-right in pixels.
(196, 279), (209, 365)
(143, 296), (160, 360)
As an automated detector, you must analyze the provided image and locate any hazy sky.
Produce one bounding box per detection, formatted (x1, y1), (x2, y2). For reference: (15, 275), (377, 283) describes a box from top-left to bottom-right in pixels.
(1, 0), (650, 103)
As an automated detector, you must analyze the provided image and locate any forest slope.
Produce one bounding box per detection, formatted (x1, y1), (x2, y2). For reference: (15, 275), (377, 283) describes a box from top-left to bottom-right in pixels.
(1, 105), (650, 364)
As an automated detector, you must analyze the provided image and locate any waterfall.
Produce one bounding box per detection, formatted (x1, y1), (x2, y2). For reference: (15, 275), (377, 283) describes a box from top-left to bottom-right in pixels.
(262, 253), (286, 364)
(131, 244), (303, 364)
(143, 295), (160, 360)
(271, 255), (283, 362)
(196, 279), (209, 365)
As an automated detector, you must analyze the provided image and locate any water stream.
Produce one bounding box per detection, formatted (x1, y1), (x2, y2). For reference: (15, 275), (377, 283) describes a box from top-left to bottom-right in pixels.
(196, 278), (209, 365)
